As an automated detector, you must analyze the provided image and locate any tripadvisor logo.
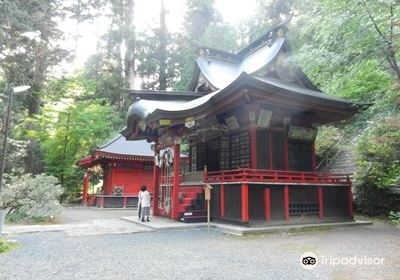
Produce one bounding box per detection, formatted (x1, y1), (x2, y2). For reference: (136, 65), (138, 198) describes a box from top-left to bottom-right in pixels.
(300, 252), (318, 270)
(300, 252), (385, 270)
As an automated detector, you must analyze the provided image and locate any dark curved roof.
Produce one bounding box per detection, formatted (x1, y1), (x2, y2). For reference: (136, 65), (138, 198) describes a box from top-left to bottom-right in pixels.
(97, 135), (154, 157)
(78, 135), (154, 167)
(123, 20), (359, 141)
(123, 72), (359, 140)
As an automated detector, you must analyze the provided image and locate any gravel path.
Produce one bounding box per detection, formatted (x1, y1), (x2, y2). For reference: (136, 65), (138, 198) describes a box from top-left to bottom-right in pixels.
(59, 206), (137, 224)
(0, 222), (399, 280)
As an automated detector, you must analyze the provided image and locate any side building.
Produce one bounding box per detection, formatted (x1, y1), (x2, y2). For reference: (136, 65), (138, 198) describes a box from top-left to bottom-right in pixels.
(78, 135), (154, 208)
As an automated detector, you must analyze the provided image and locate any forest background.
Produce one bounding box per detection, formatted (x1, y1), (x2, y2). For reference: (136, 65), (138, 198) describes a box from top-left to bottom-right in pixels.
(0, 0), (399, 218)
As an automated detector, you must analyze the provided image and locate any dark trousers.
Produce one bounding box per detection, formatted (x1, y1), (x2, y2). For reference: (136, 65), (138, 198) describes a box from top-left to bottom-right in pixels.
(138, 203), (141, 218)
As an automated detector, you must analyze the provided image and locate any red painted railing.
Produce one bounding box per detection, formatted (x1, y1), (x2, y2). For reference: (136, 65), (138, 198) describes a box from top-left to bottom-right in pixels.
(205, 168), (352, 186)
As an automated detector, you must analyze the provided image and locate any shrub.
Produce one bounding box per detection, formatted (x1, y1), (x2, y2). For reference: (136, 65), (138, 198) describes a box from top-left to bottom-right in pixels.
(389, 211), (400, 224)
(354, 116), (400, 215)
(0, 238), (17, 254)
(0, 173), (63, 222)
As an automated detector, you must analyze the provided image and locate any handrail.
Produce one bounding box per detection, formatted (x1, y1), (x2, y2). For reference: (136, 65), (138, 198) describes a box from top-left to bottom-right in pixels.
(205, 168), (352, 185)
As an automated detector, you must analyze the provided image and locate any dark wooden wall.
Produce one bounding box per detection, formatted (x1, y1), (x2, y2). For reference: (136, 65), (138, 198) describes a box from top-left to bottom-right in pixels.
(323, 186), (348, 217)
(224, 185), (242, 221)
(249, 185), (265, 220)
(270, 186), (285, 220)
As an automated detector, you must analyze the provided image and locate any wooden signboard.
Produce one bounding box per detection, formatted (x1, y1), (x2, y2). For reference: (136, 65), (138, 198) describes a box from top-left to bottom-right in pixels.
(204, 184), (213, 200)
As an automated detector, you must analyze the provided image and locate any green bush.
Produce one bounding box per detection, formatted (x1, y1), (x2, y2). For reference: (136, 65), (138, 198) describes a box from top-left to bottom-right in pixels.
(389, 211), (400, 224)
(0, 173), (63, 222)
(354, 116), (400, 215)
(0, 238), (17, 254)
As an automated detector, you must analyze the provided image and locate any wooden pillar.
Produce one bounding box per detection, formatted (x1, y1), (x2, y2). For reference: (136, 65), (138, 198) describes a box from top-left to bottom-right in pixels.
(250, 126), (257, 169)
(318, 186), (324, 220)
(82, 171), (90, 206)
(241, 183), (249, 223)
(264, 188), (271, 222)
(123, 196), (127, 208)
(347, 185), (353, 218)
(311, 142), (316, 172)
(283, 185), (289, 221)
(220, 185), (225, 218)
(172, 143), (181, 220)
(152, 148), (160, 216)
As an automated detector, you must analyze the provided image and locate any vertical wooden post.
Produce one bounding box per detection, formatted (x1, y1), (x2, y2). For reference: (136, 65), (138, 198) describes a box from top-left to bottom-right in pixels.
(311, 142), (316, 172)
(220, 185), (225, 218)
(82, 171), (89, 206)
(347, 185), (353, 218)
(152, 147), (160, 216)
(172, 143), (181, 220)
(283, 185), (289, 221)
(241, 183), (249, 223)
(250, 125), (257, 169)
(123, 196), (127, 208)
(264, 188), (271, 222)
(318, 186), (324, 220)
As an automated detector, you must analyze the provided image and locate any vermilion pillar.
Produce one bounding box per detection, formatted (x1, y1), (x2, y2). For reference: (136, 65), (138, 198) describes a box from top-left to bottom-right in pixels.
(283, 185), (289, 221)
(82, 172), (89, 206)
(347, 185), (353, 218)
(264, 188), (271, 222)
(250, 126), (257, 169)
(241, 183), (249, 223)
(152, 148), (160, 216)
(318, 186), (324, 220)
(220, 185), (225, 218)
(172, 143), (181, 220)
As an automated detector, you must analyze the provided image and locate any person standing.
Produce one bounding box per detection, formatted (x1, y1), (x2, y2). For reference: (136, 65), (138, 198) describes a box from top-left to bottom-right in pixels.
(137, 186), (145, 220)
(139, 185), (151, 222)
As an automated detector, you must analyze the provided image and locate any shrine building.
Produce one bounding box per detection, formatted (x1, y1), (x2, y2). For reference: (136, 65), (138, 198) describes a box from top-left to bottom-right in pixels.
(121, 22), (359, 224)
(78, 135), (155, 208)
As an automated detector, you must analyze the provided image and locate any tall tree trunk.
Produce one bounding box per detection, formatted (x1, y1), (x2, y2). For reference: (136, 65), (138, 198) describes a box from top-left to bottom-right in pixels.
(124, 0), (135, 89)
(158, 0), (167, 90)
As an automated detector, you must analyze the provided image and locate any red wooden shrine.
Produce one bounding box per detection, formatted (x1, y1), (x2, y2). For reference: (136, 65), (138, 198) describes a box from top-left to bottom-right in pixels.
(122, 22), (359, 224)
(78, 135), (155, 208)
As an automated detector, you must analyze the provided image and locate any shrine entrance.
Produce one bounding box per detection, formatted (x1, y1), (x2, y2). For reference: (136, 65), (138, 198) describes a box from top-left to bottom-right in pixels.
(157, 148), (174, 217)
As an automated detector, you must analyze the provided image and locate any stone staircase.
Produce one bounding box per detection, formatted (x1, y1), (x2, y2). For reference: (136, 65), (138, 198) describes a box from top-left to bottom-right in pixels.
(178, 186), (207, 223)
(320, 149), (356, 174)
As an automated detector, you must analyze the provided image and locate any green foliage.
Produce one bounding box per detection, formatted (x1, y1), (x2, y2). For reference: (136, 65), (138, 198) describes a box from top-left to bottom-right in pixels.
(0, 173), (62, 222)
(354, 116), (400, 215)
(315, 126), (342, 163)
(20, 75), (121, 199)
(355, 116), (400, 188)
(388, 211), (400, 224)
(0, 238), (17, 254)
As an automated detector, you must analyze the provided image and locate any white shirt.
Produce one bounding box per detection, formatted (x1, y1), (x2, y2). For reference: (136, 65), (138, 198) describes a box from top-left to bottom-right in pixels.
(139, 190), (151, 207)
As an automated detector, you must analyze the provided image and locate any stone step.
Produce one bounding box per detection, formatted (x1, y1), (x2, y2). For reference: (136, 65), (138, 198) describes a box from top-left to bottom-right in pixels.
(180, 216), (207, 223)
(180, 210), (207, 217)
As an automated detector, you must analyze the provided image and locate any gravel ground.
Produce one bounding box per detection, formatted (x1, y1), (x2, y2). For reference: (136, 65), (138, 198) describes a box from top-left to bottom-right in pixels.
(0, 222), (399, 280)
(59, 206), (137, 224)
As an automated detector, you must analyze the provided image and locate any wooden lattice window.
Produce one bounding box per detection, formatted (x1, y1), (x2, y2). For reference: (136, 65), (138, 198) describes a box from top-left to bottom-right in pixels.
(230, 131), (250, 169)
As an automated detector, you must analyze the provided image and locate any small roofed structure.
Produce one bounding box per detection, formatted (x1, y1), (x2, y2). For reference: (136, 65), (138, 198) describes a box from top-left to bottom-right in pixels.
(122, 21), (360, 224)
(78, 135), (155, 208)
